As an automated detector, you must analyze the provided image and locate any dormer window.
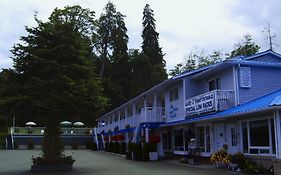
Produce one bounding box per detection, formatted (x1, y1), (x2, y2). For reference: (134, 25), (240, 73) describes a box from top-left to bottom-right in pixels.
(208, 78), (221, 91)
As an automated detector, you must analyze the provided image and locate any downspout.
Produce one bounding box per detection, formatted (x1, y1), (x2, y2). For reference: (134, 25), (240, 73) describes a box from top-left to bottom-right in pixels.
(235, 64), (240, 105)
(182, 79), (186, 119)
(275, 110), (281, 158)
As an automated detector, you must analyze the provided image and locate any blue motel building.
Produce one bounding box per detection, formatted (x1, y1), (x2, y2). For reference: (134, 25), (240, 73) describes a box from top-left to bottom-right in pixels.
(96, 50), (281, 167)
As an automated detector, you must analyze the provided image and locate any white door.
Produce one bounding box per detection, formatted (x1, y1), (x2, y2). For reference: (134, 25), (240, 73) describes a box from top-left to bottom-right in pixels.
(226, 123), (239, 154)
(213, 123), (225, 152)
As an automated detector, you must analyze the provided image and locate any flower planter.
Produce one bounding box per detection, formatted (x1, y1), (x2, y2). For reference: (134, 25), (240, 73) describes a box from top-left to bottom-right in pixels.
(31, 164), (73, 172)
(149, 152), (158, 161)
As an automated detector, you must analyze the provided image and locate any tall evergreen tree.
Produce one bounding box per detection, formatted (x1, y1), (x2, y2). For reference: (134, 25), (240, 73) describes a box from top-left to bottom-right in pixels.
(140, 4), (167, 88)
(130, 50), (153, 95)
(96, 2), (132, 110)
(96, 2), (117, 79)
(110, 12), (133, 107)
(8, 5), (106, 165)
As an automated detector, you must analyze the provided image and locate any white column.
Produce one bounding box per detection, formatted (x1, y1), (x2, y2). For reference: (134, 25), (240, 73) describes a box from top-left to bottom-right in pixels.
(133, 103), (136, 115)
(144, 97), (147, 122)
(153, 93), (158, 122)
(145, 127), (149, 143)
(133, 103), (136, 127)
(118, 111), (121, 121)
(154, 93), (157, 107)
(144, 97), (147, 108)
(125, 108), (128, 119)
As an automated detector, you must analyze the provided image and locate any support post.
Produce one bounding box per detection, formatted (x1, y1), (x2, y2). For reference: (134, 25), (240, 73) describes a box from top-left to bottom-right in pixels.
(145, 127), (149, 143)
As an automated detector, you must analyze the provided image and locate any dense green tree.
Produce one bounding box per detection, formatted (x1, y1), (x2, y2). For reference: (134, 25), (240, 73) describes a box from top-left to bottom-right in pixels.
(169, 55), (197, 77)
(95, 2), (133, 110)
(169, 50), (225, 76)
(198, 50), (224, 68)
(169, 63), (185, 77)
(8, 6), (106, 164)
(140, 4), (167, 88)
(96, 2), (117, 78)
(129, 50), (154, 95)
(0, 69), (21, 120)
(230, 34), (260, 57)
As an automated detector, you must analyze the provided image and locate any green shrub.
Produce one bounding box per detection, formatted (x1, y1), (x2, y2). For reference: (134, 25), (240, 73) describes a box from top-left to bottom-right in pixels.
(72, 143), (78, 150)
(105, 142), (109, 151)
(113, 142), (120, 153)
(231, 152), (247, 169)
(91, 143), (97, 151)
(86, 142), (97, 151)
(32, 155), (75, 165)
(243, 161), (271, 175)
(108, 142), (113, 152)
(27, 141), (34, 150)
(126, 142), (133, 160)
(0, 134), (7, 149)
(126, 151), (132, 160)
(133, 143), (142, 161)
(120, 142), (126, 155)
(142, 143), (149, 161)
(127, 142), (133, 152)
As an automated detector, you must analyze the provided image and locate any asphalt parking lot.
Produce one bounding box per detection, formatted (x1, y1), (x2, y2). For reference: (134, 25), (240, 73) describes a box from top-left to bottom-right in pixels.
(0, 150), (242, 175)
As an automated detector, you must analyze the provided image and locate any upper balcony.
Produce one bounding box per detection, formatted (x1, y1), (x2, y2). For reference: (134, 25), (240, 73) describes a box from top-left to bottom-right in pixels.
(185, 90), (236, 117)
(98, 107), (166, 132)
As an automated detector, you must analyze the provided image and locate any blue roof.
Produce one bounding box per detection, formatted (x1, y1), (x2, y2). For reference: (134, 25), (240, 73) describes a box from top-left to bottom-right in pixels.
(161, 89), (281, 127)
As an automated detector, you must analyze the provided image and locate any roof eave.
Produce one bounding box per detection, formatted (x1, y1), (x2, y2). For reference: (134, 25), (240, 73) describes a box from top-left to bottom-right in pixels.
(160, 106), (281, 127)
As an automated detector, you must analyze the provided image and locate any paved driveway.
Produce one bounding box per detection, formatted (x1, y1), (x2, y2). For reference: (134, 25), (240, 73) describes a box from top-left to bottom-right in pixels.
(0, 150), (241, 175)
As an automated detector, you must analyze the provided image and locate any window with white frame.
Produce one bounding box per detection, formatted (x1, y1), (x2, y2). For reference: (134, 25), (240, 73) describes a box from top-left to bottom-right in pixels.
(231, 127), (237, 147)
(174, 129), (184, 151)
(208, 78), (221, 91)
(196, 126), (211, 152)
(241, 118), (276, 155)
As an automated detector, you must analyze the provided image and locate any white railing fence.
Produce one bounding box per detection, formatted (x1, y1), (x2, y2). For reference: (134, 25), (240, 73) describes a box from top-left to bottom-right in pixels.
(12, 127), (92, 135)
(98, 107), (166, 132)
(185, 90), (235, 117)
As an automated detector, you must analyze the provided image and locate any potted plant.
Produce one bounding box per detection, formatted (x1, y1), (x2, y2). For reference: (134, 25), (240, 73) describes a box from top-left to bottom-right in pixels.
(148, 135), (160, 161)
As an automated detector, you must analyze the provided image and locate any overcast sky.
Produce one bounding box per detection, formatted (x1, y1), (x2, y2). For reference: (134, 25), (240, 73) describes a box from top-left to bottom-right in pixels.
(0, 0), (280, 71)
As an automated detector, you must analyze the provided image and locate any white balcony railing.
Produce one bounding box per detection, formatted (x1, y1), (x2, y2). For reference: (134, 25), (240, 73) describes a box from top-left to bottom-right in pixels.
(139, 107), (166, 123)
(12, 127), (92, 135)
(98, 107), (166, 132)
(185, 90), (235, 117)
